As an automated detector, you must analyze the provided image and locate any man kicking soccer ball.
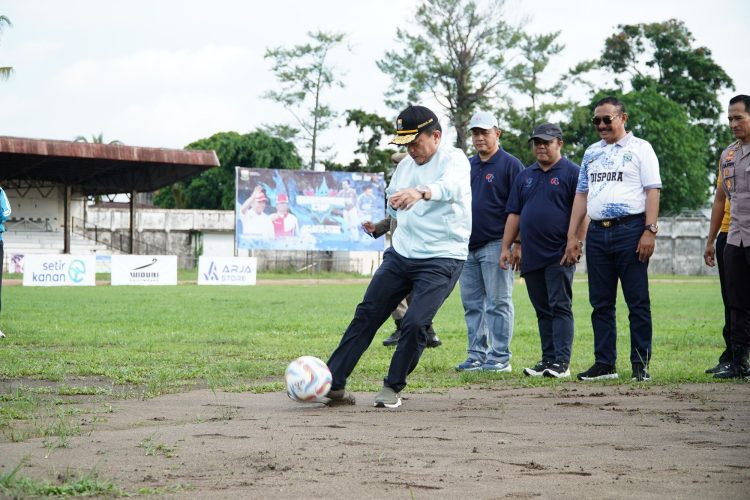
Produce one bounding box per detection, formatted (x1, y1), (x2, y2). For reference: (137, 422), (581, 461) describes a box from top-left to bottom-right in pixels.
(325, 105), (472, 408)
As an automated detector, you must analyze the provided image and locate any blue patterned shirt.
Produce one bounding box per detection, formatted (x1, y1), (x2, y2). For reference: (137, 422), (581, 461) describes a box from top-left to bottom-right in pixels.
(576, 132), (661, 220)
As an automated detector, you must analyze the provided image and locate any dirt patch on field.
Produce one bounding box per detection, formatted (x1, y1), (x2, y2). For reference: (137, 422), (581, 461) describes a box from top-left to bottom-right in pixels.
(1, 383), (748, 498)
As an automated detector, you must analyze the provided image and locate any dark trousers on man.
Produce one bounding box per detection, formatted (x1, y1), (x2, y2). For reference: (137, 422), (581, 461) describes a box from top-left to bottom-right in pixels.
(716, 232), (732, 362)
(524, 262), (575, 364)
(327, 247), (463, 393)
(585, 216), (652, 367)
(724, 241), (750, 348)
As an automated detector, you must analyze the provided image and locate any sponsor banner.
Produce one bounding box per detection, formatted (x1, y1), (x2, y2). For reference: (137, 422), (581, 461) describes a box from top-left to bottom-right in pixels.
(236, 168), (386, 252)
(22, 254), (96, 287)
(111, 255), (177, 286)
(197, 256), (257, 286)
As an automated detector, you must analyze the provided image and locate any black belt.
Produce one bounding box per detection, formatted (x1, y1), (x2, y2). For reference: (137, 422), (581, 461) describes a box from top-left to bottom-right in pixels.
(591, 213), (644, 228)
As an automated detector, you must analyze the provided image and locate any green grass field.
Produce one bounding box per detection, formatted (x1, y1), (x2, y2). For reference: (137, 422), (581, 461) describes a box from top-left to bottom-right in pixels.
(0, 274), (729, 441)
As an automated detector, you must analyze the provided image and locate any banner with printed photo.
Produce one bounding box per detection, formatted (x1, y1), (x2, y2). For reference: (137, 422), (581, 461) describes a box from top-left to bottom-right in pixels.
(235, 168), (386, 251)
(22, 254), (96, 287)
(197, 256), (257, 285)
(111, 255), (177, 286)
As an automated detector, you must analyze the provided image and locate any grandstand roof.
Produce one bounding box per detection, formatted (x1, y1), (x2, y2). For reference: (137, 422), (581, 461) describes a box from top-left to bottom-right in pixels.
(0, 136), (220, 195)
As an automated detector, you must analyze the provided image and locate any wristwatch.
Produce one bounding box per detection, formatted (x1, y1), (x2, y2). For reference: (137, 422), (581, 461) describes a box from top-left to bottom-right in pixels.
(415, 185), (430, 199)
(644, 223), (659, 234)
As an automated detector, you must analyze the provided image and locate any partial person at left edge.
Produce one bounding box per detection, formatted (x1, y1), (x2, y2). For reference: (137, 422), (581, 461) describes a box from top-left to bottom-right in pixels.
(0, 184), (11, 339)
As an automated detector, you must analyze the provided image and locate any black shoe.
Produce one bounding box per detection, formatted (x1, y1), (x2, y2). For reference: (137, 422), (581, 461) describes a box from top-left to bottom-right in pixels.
(382, 330), (401, 347)
(714, 364), (742, 379)
(705, 362), (731, 374)
(425, 325), (441, 348)
(523, 360), (551, 377)
(543, 362), (571, 379)
(715, 345), (750, 379)
(577, 362), (618, 381)
(631, 363), (651, 382)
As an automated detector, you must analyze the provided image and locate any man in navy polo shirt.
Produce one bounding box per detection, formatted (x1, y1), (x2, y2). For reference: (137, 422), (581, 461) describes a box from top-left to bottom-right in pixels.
(456, 111), (524, 372)
(562, 96), (661, 382)
(500, 123), (582, 378)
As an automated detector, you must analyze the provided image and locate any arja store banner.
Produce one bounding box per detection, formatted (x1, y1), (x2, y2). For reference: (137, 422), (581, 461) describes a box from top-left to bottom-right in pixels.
(22, 254), (96, 287)
(111, 255), (177, 286)
(197, 256), (257, 285)
(235, 168), (386, 251)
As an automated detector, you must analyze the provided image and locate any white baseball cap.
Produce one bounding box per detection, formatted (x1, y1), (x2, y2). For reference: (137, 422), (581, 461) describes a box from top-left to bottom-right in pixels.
(468, 111), (498, 130)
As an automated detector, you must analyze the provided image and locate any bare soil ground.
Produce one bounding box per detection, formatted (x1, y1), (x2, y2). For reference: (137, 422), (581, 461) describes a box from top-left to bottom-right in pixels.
(1, 382), (748, 499)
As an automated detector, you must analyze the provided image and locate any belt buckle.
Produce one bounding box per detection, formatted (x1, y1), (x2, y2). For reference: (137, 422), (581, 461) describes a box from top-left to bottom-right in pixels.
(602, 220), (612, 228)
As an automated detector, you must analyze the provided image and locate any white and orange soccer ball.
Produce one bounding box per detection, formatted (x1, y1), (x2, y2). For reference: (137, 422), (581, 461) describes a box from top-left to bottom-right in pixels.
(284, 356), (332, 402)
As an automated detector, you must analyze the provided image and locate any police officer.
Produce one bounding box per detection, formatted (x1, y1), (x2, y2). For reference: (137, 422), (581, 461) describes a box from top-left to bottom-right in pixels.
(705, 94), (750, 379)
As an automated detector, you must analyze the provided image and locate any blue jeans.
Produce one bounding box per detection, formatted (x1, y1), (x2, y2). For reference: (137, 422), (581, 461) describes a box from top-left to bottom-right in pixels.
(459, 240), (514, 364)
(524, 262), (575, 364)
(586, 216), (652, 367)
(327, 247), (464, 392)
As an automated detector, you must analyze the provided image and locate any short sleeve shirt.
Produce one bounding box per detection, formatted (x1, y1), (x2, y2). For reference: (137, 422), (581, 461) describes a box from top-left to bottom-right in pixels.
(576, 132), (661, 220)
(719, 141), (750, 246)
(506, 158), (580, 275)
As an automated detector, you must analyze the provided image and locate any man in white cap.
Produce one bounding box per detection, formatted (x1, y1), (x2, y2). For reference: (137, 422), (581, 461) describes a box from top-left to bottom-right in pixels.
(326, 105), (471, 408)
(455, 111), (524, 373)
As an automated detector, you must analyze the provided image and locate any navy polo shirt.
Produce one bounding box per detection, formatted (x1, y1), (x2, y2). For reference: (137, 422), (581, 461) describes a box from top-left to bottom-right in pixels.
(506, 157), (580, 275)
(468, 147), (524, 251)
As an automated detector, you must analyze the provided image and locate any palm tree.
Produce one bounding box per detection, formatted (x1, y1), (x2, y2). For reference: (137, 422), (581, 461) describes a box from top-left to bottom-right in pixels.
(74, 134), (124, 208)
(0, 15), (13, 81)
(74, 133), (123, 145)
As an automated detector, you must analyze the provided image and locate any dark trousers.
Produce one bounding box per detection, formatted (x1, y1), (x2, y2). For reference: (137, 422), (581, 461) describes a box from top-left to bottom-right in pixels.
(716, 232), (732, 362)
(586, 216), (652, 367)
(524, 262), (575, 364)
(724, 241), (750, 347)
(327, 247), (463, 392)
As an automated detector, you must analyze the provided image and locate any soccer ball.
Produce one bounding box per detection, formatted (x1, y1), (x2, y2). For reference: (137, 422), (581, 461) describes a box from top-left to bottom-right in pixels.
(284, 356), (332, 402)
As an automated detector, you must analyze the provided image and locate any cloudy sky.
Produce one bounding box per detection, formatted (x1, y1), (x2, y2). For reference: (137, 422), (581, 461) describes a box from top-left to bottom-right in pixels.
(0, 0), (747, 165)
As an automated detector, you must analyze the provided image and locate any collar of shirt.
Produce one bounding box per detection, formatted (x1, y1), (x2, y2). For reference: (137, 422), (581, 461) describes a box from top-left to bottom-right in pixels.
(473, 147), (506, 165)
(599, 131), (633, 148)
(530, 157), (565, 172)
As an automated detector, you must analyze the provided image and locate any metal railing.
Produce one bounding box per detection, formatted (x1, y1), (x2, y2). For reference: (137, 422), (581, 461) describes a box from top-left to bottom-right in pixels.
(71, 216), (168, 256)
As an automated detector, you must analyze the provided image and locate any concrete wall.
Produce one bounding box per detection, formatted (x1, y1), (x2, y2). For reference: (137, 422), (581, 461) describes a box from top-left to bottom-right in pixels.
(81, 208), (718, 275)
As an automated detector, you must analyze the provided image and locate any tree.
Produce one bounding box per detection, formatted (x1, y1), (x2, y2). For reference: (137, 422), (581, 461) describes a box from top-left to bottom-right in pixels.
(599, 19), (733, 123)
(501, 31), (570, 166)
(153, 130), (302, 210)
(264, 30), (348, 170)
(74, 133), (122, 145)
(597, 19), (735, 181)
(343, 109), (397, 175)
(377, 0), (521, 152)
(564, 87), (709, 215)
(0, 15), (13, 81)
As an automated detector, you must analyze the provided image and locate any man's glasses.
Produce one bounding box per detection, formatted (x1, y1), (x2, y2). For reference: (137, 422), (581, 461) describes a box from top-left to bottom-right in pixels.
(591, 114), (619, 126)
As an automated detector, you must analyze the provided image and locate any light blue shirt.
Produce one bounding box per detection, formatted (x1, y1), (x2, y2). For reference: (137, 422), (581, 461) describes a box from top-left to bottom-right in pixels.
(0, 187), (10, 241)
(387, 143), (472, 259)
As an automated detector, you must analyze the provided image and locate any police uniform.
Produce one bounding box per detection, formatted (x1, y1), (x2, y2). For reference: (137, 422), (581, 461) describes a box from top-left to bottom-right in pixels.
(718, 141), (750, 377)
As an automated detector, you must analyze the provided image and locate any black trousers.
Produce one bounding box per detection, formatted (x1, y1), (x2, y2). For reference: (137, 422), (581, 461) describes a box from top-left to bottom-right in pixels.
(716, 232), (732, 362)
(327, 247), (463, 393)
(724, 241), (750, 347)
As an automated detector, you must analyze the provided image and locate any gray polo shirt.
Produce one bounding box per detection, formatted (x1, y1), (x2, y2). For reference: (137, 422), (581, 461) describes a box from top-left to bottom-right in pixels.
(720, 141), (750, 246)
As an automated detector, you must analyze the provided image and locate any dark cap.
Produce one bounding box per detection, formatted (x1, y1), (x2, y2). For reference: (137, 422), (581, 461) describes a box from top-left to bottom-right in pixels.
(529, 123), (563, 142)
(389, 105), (439, 145)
